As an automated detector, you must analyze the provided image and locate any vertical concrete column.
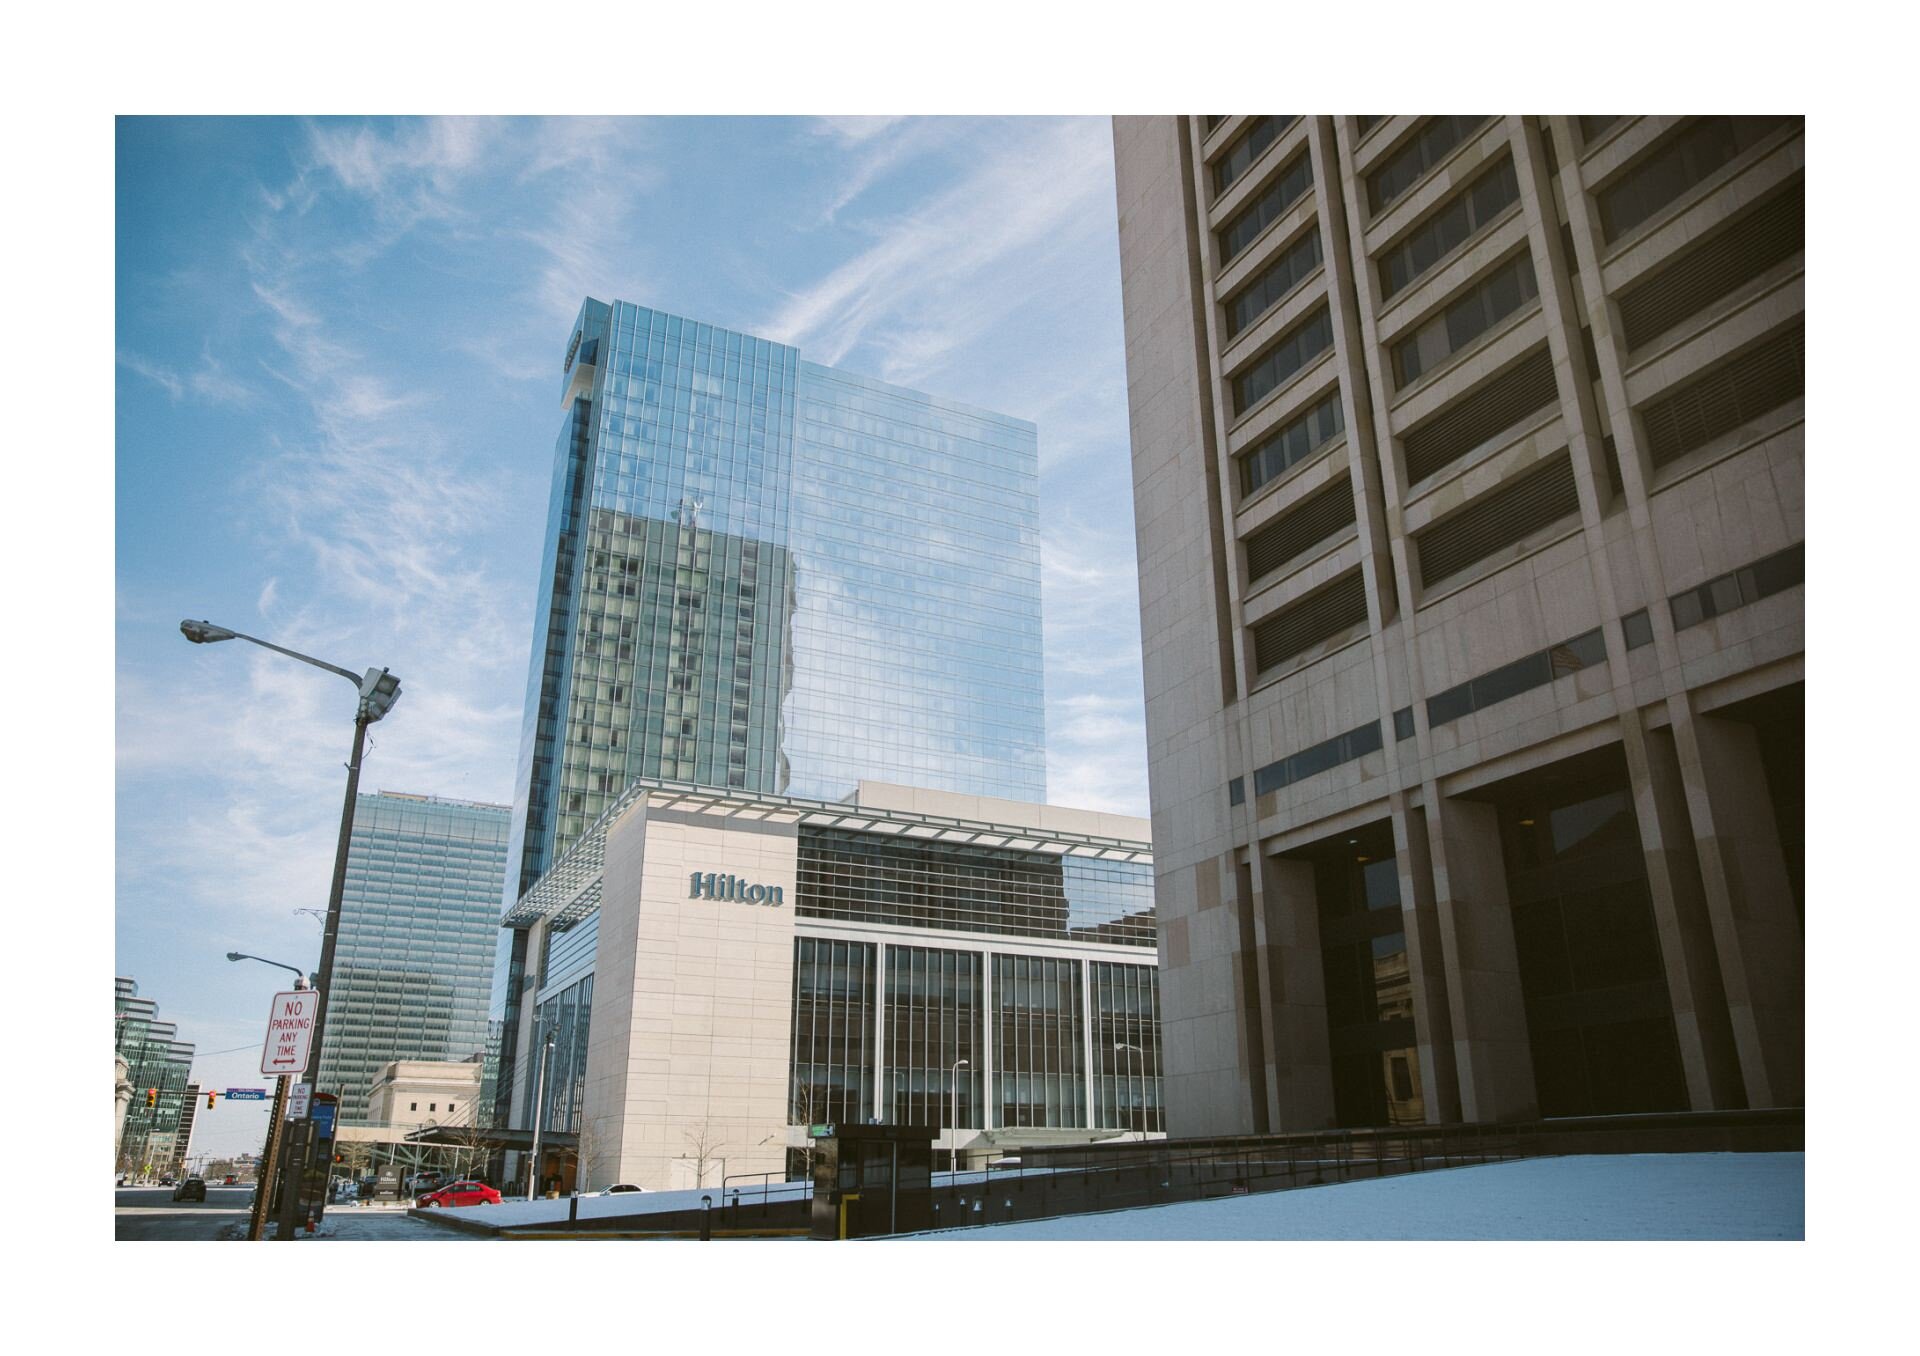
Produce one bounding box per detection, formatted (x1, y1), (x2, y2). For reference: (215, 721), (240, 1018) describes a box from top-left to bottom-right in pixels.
(1624, 722), (1747, 1109)
(1234, 856), (1277, 1133)
(1677, 708), (1804, 1107)
(1390, 798), (1460, 1123)
(1425, 792), (1537, 1122)
(1257, 855), (1335, 1129)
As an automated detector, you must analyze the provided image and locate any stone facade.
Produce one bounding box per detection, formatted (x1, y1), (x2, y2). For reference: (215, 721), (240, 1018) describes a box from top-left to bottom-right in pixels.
(1113, 116), (1804, 1134)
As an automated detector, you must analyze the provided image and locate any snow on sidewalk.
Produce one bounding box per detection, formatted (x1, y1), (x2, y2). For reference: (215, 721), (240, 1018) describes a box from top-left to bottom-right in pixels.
(913, 1153), (1804, 1241)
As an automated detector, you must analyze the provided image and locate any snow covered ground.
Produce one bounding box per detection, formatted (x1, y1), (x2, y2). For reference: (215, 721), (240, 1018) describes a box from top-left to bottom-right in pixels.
(909, 1153), (1804, 1241)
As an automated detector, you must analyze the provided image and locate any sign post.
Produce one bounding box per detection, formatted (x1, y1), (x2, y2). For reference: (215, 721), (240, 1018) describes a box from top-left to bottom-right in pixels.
(254, 990), (319, 1241)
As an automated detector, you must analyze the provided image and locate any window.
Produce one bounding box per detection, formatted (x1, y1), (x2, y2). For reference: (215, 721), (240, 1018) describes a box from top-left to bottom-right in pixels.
(1225, 229), (1324, 339)
(1401, 346), (1559, 484)
(1621, 609), (1654, 649)
(1212, 116), (1292, 195)
(449, 1102), (457, 1114)
(1240, 390), (1345, 496)
(1668, 543), (1803, 630)
(409, 1102), (417, 1112)
(1579, 115), (1621, 143)
(1426, 628), (1607, 727)
(1218, 151), (1313, 265)
(1248, 719), (1384, 797)
(1232, 306), (1335, 415)
(1596, 115), (1792, 242)
(1392, 253), (1538, 388)
(1393, 707), (1415, 740)
(1379, 155), (1521, 299)
(1368, 116), (1491, 214)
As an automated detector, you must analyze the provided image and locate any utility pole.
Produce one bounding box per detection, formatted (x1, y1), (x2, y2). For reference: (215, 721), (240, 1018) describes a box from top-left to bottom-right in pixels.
(248, 1075), (289, 1241)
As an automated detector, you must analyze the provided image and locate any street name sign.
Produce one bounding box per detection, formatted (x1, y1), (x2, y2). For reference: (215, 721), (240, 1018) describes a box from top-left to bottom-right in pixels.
(260, 989), (319, 1076)
(225, 1088), (268, 1100)
(288, 1082), (312, 1119)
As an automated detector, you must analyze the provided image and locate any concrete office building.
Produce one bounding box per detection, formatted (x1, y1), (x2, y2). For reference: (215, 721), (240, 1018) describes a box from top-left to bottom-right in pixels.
(315, 791), (511, 1124)
(1112, 115), (1802, 1134)
(487, 299), (1048, 1138)
(504, 777), (1160, 1192)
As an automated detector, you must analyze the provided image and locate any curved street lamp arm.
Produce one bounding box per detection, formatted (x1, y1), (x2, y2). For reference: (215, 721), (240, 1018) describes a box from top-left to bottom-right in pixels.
(212, 628), (363, 686)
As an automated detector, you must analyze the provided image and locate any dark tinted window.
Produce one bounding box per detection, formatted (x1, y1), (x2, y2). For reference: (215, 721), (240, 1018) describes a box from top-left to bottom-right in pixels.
(1379, 155), (1521, 299)
(1225, 229), (1324, 338)
(1367, 115), (1491, 214)
(1218, 152), (1313, 264)
(1597, 115), (1793, 242)
(1239, 390), (1345, 496)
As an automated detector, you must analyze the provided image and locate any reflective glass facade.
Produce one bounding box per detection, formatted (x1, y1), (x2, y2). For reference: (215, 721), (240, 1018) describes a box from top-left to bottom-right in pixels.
(115, 977), (196, 1175)
(492, 298), (1047, 1130)
(795, 829), (1157, 946)
(316, 793), (509, 1124)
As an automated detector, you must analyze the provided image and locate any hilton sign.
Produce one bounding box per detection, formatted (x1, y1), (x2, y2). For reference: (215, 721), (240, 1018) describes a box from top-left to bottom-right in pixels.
(689, 871), (785, 907)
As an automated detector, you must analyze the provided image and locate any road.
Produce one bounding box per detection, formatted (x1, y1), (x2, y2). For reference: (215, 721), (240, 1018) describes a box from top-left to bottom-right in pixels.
(114, 1187), (479, 1240)
(114, 1185), (254, 1240)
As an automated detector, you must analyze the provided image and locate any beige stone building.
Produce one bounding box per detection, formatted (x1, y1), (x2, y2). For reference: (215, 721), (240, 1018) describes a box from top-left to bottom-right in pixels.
(362, 1059), (484, 1131)
(504, 778), (1161, 1192)
(1112, 115), (1803, 1135)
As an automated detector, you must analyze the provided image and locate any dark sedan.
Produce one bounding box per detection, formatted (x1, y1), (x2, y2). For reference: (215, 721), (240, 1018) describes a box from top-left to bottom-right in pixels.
(171, 1177), (207, 1202)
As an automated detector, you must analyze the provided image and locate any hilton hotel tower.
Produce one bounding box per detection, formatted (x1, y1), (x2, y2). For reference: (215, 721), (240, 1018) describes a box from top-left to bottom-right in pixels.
(1113, 116), (1803, 1134)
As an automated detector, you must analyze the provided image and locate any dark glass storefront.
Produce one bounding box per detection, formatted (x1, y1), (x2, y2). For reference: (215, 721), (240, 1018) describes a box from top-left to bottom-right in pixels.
(789, 937), (877, 1124)
(1494, 749), (1688, 1117)
(883, 945), (983, 1127)
(1301, 821), (1425, 1128)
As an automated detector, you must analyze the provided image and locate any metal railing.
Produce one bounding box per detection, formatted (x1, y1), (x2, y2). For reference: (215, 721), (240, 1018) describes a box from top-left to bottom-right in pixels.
(917, 1109), (1801, 1236)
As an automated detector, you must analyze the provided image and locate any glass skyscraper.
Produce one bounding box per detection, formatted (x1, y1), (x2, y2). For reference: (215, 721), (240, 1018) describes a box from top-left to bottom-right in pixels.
(489, 298), (1047, 1129)
(115, 977), (196, 1176)
(315, 791), (510, 1124)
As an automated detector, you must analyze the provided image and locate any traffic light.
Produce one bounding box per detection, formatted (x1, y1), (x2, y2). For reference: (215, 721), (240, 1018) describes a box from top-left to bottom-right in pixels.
(146, 1088), (157, 1108)
(333, 1152), (344, 1165)
(207, 1092), (217, 1110)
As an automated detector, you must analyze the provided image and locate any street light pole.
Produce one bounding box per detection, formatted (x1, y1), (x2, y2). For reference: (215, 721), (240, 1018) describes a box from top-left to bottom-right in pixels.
(228, 956), (308, 1241)
(527, 1028), (555, 1202)
(183, 620), (400, 1240)
(950, 1057), (970, 1180)
(1115, 1042), (1144, 1141)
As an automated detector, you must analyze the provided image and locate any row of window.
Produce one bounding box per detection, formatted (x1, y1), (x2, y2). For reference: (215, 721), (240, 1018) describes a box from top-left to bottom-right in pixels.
(1239, 389), (1345, 497)
(1212, 116), (1293, 196)
(1669, 542), (1803, 631)
(1379, 154), (1520, 300)
(1233, 306), (1335, 415)
(1225, 227), (1323, 339)
(1596, 115), (1791, 243)
(1392, 252), (1538, 388)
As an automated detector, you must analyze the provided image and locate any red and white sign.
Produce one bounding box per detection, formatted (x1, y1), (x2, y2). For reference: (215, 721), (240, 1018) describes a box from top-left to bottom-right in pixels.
(260, 990), (320, 1076)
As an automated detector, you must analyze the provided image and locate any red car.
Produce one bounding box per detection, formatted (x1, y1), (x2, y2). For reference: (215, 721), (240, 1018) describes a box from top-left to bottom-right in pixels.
(416, 1180), (501, 1208)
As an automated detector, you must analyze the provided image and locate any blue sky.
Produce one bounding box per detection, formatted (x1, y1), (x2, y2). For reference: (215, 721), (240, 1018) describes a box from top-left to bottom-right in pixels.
(115, 115), (1146, 1154)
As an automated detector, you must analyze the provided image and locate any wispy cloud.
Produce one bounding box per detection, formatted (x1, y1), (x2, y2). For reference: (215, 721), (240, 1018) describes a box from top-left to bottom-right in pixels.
(760, 118), (1115, 386)
(121, 346), (258, 407)
(118, 349), (183, 399)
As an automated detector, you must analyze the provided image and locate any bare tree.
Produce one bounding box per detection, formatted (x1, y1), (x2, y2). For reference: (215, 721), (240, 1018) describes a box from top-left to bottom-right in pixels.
(682, 1121), (725, 1189)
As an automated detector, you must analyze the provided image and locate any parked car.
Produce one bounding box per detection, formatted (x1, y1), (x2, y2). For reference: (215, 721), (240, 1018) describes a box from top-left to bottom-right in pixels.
(603, 1183), (647, 1194)
(416, 1180), (501, 1208)
(172, 1177), (207, 1202)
